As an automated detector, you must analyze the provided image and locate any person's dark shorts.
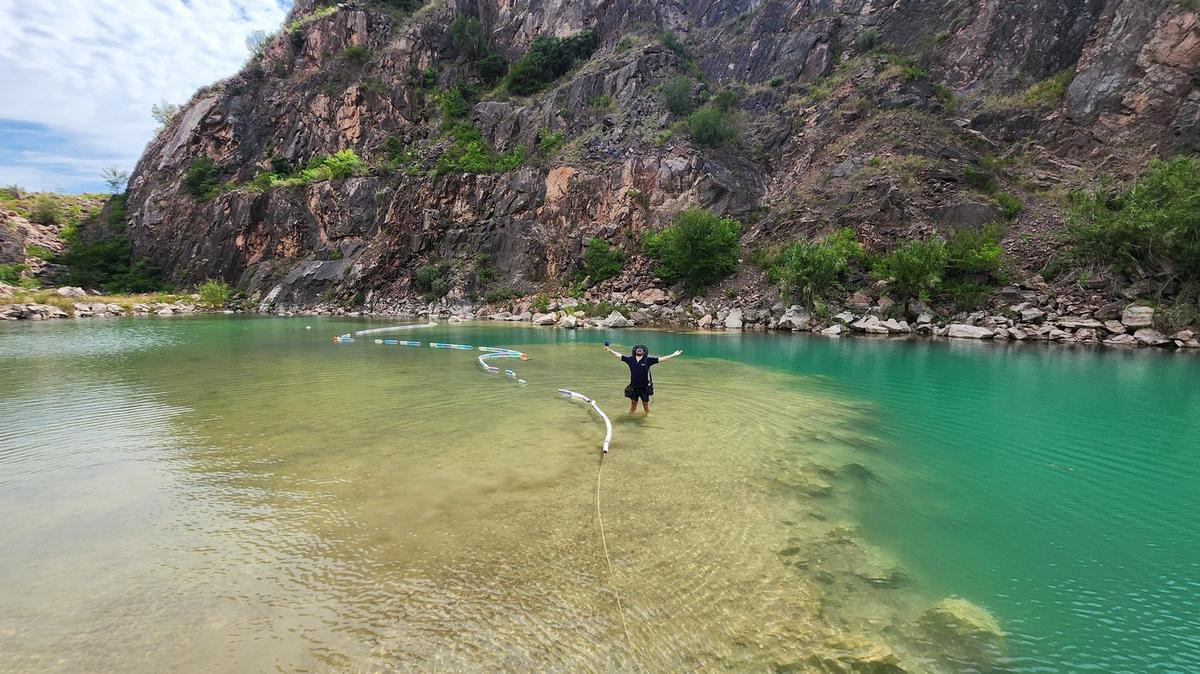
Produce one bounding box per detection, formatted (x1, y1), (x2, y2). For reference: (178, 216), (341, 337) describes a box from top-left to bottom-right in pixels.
(624, 385), (651, 402)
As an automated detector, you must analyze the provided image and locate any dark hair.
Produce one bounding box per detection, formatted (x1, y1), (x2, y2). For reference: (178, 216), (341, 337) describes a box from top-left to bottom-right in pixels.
(632, 344), (649, 356)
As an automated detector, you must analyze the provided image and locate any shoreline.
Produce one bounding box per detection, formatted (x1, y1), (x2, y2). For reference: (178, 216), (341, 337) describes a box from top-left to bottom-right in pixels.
(5, 295), (1197, 351)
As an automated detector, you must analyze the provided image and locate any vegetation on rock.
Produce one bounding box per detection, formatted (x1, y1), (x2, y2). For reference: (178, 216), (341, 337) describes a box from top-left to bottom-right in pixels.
(644, 208), (741, 292)
(582, 237), (624, 283)
(506, 30), (598, 96)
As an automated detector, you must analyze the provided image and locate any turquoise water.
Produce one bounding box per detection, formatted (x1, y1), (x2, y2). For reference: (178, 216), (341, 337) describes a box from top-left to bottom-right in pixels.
(1, 316), (1197, 672)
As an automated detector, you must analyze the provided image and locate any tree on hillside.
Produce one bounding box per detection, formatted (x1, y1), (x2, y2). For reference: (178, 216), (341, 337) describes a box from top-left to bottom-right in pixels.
(245, 29), (270, 56)
(101, 167), (129, 194)
(151, 100), (181, 132)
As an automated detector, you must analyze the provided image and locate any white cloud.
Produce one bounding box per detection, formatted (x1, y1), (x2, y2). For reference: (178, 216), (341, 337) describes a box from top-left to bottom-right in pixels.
(0, 0), (291, 191)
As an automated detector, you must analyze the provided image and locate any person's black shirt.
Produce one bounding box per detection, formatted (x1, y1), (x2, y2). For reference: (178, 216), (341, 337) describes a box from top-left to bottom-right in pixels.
(621, 355), (659, 387)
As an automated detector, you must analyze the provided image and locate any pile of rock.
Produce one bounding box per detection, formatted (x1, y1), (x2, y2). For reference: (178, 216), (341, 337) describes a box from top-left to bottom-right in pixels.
(0, 303), (69, 320)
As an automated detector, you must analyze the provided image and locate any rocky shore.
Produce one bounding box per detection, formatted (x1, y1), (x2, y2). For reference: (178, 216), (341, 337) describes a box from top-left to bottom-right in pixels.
(7, 281), (1197, 351)
(0, 285), (206, 321)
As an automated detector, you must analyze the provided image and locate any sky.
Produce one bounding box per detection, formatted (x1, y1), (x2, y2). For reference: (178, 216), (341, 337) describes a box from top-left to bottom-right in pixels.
(0, 0), (293, 194)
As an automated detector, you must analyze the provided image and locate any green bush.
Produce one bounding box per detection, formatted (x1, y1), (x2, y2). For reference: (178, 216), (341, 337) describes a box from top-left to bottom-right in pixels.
(436, 123), (525, 174)
(441, 85), (471, 127)
(768, 75), (786, 88)
(856, 28), (880, 52)
(712, 89), (740, 112)
(196, 279), (232, 308)
(589, 94), (614, 110)
(995, 192), (1023, 219)
(944, 224), (1005, 282)
(537, 129), (565, 155)
(1071, 155), (1200, 283)
(583, 237), (624, 282)
(963, 166), (996, 193)
(181, 157), (222, 200)
(506, 31), (598, 96)
(687, 106), (737, 147)
(478, 53), (508, 84)
(872, 238), (948, 307)
(450, 16), (487, 60)
(661, 76), (695, 116)
(777, 228), (861, 306)
(29, 195), (60, 225)
(659, 31), (687, 59)
(643, 208), (741, 291)
(485, 286), (519, 304)
(413, 264), (449, 299)
(0, 263), (27, 284)
(343, 45), (372, 64)
(264, 150), (366, 187)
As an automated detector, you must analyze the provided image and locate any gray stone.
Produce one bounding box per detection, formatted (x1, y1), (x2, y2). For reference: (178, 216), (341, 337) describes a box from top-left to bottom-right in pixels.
(834, 311), (856, 324)
(1134, 328), (1170, 346)
(1121, 305), (1155, 328)
(947, 324), (994, 339)
(55, 286), (87, 298)
(1104, 333), (1139, 346)
(532, 312), (557, 325)
(601, 310), (633, 328)
(1058, 318), (1104, 330)
(821, 324), (844, 336)
(1103, 320), (1126, 334)
(637, 288), (669, 305)
(557, 314), (578, 329)
(852, 316), (889, 334)
(882, 318), (911, 334)
(777, 308), (810, 331)
(697, 314), (714, 329)
(1020, 308), (1046, 323)
(724, 309), (744, 329)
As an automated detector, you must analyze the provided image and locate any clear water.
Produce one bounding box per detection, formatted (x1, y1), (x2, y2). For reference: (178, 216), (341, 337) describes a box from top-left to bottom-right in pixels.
(0, 316), (1196, 672)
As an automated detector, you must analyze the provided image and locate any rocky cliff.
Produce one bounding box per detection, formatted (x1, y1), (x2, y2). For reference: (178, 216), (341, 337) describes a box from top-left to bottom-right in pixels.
(121, 0), (1199, 314)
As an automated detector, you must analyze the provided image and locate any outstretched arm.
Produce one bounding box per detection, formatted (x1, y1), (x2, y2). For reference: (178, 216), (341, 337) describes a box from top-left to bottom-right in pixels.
(658, 349), (684, 362)
(603, 345), (624, 360)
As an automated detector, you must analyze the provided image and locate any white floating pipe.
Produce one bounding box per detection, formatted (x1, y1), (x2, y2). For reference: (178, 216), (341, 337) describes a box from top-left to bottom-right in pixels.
(557, 389), (612, 454)
(429, 342), (474, 350)
(354, 321), (438, 336)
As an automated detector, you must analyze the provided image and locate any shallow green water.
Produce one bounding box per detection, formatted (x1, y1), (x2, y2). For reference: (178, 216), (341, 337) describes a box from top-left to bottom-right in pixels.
(0, 316), (1196, 672)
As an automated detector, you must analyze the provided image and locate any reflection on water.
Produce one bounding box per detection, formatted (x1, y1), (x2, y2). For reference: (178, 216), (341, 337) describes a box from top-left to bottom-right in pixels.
(1, 316), (1197, 672)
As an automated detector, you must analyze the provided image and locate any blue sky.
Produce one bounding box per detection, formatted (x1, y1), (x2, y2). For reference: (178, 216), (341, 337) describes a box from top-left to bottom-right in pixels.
(0, 0), (293, 193)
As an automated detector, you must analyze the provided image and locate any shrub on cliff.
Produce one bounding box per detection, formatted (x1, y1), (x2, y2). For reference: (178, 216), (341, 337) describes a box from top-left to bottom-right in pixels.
(661, 76), (695, 116)
(413, 264), (449, 300)
(778, 229), (862, 307)
(583, 237), (624, 282)
(644, 208), (741, 292)
(687, 106), (737, 147)
(506, 30), (597, 96)
(873, 238), (948, 309)
(196, 280), (232, 308)
(436, 123), (525, 174)
(181, 157), (222, 200)
(1071, 156), (1200, 283)
(29, 195), (61, 225)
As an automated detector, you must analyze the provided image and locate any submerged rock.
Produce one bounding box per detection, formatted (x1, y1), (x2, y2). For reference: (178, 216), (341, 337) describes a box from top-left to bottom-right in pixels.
(915, 598), (1005, 665)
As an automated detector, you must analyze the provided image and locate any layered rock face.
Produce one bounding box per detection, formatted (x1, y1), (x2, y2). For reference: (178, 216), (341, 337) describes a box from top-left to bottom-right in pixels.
(122, 0), (1199, 311)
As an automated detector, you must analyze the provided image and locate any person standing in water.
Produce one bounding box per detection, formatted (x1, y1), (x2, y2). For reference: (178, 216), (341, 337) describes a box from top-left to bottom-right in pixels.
(603, 342), (683, 413)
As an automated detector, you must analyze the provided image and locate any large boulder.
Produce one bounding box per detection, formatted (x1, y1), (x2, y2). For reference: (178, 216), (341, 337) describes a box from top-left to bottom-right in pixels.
(556, 313), (578, 329)
(777, 306), (810, 331)
(55, 286), (87, 298)
(947, 324), (995, 339)
(1134, 328), (1170, 346)
(697, 313), (714, 328)
(601, 310), (633, 328)
(1121, 305), (1155, 328)
(724, 309), (744, 329)
(532, 312), (557, 325)
(852, 315), (890, 334)
(636, 288), (669, 306)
